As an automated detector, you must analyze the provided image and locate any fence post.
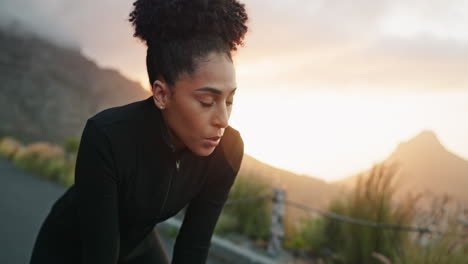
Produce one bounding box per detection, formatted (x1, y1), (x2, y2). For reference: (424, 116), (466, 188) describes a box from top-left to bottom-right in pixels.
(267, 188), (285, 257)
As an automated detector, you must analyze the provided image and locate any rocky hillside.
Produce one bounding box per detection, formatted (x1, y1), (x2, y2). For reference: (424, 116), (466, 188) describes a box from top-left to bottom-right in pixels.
(0, 28), (150, 144)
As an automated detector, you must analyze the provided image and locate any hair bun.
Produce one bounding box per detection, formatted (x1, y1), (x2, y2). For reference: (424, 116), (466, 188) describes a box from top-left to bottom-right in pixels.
(129, 0), (248, 51)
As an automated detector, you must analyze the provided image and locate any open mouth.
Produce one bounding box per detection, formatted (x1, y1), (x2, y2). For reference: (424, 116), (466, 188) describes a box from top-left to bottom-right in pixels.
(205, 136), (221, 147)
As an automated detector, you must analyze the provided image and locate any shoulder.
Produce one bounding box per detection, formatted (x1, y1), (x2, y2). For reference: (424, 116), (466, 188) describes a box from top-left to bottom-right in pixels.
(221, 126), (243, 154)
(194, 126), (244, 202)
(78, 97), (153, 163)
(83, 97), (153, 144)
(88, 97), (150, 128)
(210, 126), (244, 174)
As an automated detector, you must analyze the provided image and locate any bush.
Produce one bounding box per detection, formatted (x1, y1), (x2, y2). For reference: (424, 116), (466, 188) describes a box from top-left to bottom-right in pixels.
(0, 137), (22, 160)
(13, 142), (68, 182)
(322, 162), (420, 264)
(61, 159), (76, 187)
(41, 155), (67, 182)
(63, 136), (80, 155)
(395, 195), (468, 264)
(1, 136), (76, 187)
(284, 216), (328, 255)
(312, 162), (468, 264)
(218, 173), (271, 241)
(401, 232), (468, 264)
(285, 162), (423, 263)
(214, 213), (238, 234)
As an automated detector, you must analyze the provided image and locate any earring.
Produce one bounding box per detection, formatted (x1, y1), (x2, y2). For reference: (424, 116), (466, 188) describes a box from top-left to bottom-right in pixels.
(159, 105), (165, 110)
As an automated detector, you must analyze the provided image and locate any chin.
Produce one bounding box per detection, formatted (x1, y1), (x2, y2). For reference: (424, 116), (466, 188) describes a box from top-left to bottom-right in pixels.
(191, 145), (217, 157)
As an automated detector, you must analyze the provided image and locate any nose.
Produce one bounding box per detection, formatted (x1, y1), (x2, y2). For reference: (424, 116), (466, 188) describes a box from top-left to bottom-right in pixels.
(213, 103), (230, 129)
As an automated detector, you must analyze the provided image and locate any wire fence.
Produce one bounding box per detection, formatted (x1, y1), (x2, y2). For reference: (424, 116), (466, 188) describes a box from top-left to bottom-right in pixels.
(224, 188), (468, 258)
(224, 192), (271, 205)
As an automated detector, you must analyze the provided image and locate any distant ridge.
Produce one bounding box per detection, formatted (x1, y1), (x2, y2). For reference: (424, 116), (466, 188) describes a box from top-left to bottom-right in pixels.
(239, 154), (341, 223)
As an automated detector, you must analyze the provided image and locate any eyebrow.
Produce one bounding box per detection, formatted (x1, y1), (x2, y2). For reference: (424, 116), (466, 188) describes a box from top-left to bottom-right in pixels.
(195, 87), (237, 95)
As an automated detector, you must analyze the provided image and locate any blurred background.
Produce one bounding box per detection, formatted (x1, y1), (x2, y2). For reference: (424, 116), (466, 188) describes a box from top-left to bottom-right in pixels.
(1, 0), (467, 263)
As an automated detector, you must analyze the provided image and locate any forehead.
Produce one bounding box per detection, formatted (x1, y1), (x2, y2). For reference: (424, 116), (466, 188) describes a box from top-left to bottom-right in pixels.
(176, 52), (236, 94)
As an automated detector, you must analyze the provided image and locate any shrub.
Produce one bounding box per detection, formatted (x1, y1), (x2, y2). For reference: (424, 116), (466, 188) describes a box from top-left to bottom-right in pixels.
(63, 136), (80, 155)
(0, 136), (22, 160)
(60, 158), (76, 187)
(322, 162), (421, 264)
(214, 213), (238, 234)
(13, 142), (68, 182)
(1, 136), (76, 187)
(285, 162), (423, 263)
(219, 173), (271, 241)
(395, 195), (468, 264)
(284, 216), (328, 255)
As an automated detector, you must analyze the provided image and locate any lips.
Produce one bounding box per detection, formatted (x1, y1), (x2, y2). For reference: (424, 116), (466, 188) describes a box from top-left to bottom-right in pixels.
(205, 136), (222, 147)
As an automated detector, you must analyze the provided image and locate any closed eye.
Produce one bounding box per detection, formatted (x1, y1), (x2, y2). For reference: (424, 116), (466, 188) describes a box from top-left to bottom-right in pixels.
(200, 101), (215, 107)
(196, 94), (235, 108)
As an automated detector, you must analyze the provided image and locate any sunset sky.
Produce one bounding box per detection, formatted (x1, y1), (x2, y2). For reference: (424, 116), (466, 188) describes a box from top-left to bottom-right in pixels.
(2, 0), (467, 181)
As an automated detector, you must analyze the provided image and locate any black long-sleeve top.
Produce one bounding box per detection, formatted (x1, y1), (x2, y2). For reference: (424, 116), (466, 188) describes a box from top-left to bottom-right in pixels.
(46, 96), (244, 263)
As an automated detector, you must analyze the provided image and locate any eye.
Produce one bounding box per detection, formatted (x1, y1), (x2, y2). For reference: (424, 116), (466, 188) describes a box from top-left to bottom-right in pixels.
(200, 101), (215, 107)
(196, 94), (216, 107)
(226, 96), (234, 107)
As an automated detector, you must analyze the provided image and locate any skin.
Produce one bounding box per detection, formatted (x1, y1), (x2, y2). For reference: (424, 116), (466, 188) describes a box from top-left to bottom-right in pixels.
(152, 51), (237, 156)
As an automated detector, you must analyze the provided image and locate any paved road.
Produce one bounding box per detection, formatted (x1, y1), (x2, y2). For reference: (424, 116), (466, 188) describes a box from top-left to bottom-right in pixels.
(0, 158), (179, 264)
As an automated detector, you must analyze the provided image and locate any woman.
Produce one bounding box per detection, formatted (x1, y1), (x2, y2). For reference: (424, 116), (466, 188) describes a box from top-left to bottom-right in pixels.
(29, 0), (249, 263)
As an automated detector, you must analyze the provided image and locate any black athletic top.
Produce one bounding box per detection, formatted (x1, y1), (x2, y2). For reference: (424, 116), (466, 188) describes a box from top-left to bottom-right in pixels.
(46, 96), (244, 264)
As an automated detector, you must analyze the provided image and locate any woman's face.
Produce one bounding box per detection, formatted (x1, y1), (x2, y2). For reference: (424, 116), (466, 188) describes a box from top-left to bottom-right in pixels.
(152, 51), (237, 156)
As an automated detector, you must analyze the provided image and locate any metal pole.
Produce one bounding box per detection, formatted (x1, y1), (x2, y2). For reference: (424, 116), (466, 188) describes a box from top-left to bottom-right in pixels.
(267, 188), (285, 257)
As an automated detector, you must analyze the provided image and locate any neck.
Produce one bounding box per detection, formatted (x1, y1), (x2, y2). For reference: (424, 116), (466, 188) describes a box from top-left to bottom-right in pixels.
(161, 112), (185, 151)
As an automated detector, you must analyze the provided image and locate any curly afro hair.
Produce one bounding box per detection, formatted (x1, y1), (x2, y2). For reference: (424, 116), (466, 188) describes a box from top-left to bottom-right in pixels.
(129, 0), (248, 87)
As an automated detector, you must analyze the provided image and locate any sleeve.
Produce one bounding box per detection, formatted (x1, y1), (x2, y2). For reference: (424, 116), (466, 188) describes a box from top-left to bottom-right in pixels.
(171, 129), (244, 264)
(74, 119), (120, 264)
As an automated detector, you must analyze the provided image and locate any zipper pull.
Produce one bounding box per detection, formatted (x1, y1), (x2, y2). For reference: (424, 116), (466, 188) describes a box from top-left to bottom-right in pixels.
(175, 159), (180, 170)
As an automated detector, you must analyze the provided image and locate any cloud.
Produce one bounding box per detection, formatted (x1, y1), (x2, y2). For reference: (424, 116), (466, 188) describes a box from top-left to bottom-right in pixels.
(0, 0), (147, 85)
(237, 0), (468, 92)
(237, 33), (468, 93)
(1, 0), (467, 92)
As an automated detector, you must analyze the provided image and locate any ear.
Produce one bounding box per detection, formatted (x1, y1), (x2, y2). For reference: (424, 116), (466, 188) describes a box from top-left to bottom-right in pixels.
(152, 79), (171, 110)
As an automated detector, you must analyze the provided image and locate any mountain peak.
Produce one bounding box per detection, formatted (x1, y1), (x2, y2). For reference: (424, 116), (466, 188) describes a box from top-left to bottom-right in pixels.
(411, 130), (440, 145)
(340, 129), (468, 203)
(391, 130), (446, 160)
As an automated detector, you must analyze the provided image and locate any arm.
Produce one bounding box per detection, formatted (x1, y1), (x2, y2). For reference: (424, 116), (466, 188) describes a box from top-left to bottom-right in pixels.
(74, 119), (120, 264)
(172, 129), (244, 264)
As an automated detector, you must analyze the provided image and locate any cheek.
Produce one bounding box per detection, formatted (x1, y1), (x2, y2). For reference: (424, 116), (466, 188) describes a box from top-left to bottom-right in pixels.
(177, 101), (209, 136)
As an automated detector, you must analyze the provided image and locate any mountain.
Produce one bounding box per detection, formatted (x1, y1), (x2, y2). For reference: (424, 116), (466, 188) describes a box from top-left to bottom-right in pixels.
(335, 130), (468, 203)
(0, 27), (150, 145)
